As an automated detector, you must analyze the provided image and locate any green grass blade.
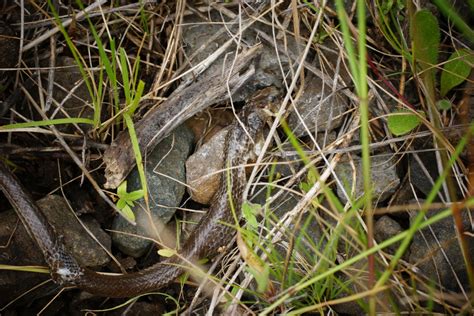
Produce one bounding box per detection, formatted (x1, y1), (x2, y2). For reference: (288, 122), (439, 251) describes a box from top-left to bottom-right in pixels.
(123, 114), (148, 204)
(433, 0), (474, 43)
(1, 118), (94, 130)
(120, 48), (131, 106)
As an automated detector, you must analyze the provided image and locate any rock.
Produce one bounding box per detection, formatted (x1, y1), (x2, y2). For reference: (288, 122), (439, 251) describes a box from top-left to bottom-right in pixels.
(182, 13), (298, 101)
(335, 154), (400, 205)
(287, 75), (348, 137)
(112, 125), (194, 257)
(274, 132), (337, 177)
(409, 142), (462, 200)
(316, 130), (338, 148)
(408, 151), (439, 197)
(46, 56), (94, 131)
(0, 195), (111, 305)
(286, 42), (351, 138)
(408, 205), (474, 293)
(250, 41), (293, 90)
(0, 22), (19, 70)
(186, 127), (229, 204)
(185, 108), (234, 144)
(374, 216), (403, 255)
(39, 196), (112, 268)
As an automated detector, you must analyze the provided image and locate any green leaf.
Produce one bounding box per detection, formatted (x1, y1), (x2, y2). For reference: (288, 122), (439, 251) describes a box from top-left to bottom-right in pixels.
(246, 264), (270, 293)
(117, 181), (128, 197)
(256, 264), (270, 293)
(120, 205), (135, 222)
(411, 10), (440, 71)
(119, 48), (131, 106)
(124, 189), (144, 201)
(158, 248), (177, 257)
(116, 182), (143, 222)
(307, 169), (317, 185)
(299, 181), (312, 193)
(387, 110), (424, 136)
(437, 99), (452, 110)
(242, 202), (260, 229)
(0, 118), (95, 130)
(128, 80), (145, 115)
(117, 199), (127, 209)
(440, 49), (474, 96)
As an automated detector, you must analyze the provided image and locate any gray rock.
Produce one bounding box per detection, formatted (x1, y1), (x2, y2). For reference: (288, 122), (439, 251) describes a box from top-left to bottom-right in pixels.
(275, 132), (336, 177)
(409, 151), (439, 197)
(46, 56), (94, 131)
(182, 13), (298, 101)
(287, 75), (348, 137)
(186, 127), (229, 204)
(408, 206), (474, 293)
(374, 216), (403, 255)
(38, 196), (111, 268)
(112, 125), (194, 257)
(0, 195), (111, 304)
(335, 154), (400, 205)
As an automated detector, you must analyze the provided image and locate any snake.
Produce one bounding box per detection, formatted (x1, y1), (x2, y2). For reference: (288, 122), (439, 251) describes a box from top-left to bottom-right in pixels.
(0, 87), (279, 298)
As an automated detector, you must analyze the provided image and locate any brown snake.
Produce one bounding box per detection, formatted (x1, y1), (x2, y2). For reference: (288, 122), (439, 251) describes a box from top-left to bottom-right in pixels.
(0, 87), (278, 298)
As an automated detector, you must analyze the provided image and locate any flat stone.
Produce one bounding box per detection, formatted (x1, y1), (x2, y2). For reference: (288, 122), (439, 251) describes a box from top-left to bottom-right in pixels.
(46, 56), (94, 131)
(408, 205), (474, 293)
(274, 132), (336, 177)
(374, 215), (403, 255)
(335, 154), (400, 205)
(38, 196), (111, 268)
(287, 75), (348, 137)
(182, 13), (299, 101)
(112, 125), (194, 257)
(409, 151), (439, 197)
(186, 127), (229, 204)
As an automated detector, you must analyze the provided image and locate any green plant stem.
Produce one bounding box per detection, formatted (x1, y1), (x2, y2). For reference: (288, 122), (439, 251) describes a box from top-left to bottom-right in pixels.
(355, 0), (374, 312)
(0, 118), (94, 130)
(336, 0), (373, 313)
(123, 114), (147, 213)
(433, 0), (474, 43)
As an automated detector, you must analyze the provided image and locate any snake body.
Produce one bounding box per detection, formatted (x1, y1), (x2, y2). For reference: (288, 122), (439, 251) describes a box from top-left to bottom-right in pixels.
(0, 87), (278, 297)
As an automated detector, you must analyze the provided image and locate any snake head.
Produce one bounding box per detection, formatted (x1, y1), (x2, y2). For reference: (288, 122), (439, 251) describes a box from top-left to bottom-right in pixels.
(235, 86), (281, 151)
(250, 86), (280, 111)
(242, 86), (281, 127)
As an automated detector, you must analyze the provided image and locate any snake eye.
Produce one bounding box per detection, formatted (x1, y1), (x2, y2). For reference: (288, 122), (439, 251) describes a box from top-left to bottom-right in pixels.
(267, 93), (278, 103)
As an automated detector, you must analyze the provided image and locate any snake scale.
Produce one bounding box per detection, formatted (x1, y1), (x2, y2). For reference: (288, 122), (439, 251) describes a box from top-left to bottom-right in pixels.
(0, 87), (278, 297)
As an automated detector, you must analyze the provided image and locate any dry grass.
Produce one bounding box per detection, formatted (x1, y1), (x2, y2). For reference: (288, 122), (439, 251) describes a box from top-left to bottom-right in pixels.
(0, 0), (473, 314)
